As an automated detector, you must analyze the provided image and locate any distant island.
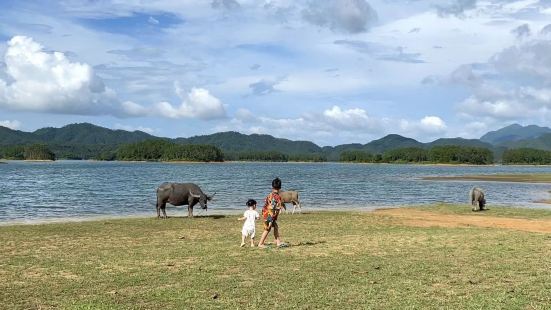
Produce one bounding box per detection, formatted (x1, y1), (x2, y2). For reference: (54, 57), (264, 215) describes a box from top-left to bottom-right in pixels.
(2, 122), (551, 164)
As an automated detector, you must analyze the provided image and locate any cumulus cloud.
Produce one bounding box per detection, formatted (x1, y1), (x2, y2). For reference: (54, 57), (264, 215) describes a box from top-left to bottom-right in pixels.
(124, 88), (227, 120)
(397, 116), (448, 139)
(453, 38), (551, 121)
(420, 116), (447, 132)
(0, 36), (225, 121)
(216, 104), (448, 144)
(302, 0), (378, 33)
(322, 105), (379, 130)
(0, 119), (21, 130)
(0, 36), (118, 115)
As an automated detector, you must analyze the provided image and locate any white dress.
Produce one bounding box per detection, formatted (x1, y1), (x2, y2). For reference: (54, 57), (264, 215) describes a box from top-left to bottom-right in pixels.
(241, 210), (259, 237)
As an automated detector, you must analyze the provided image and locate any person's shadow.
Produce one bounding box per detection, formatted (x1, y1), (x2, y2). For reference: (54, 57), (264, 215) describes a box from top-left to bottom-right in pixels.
(289, 240), (326, 247)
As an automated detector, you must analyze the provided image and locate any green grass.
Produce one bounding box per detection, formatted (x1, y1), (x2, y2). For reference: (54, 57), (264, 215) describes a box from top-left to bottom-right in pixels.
(1, 205), (551, 309)
(415, 203), (551, 219)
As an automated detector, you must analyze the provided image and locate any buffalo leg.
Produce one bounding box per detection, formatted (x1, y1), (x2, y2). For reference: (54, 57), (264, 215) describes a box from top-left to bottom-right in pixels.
(162, 206), (167, 218)
(157, 201), (167, 219)
(188, 200), (197, 218)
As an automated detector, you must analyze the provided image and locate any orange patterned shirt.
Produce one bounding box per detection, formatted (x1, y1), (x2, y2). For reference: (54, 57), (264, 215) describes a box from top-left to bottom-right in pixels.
(262, 191), (283, 222)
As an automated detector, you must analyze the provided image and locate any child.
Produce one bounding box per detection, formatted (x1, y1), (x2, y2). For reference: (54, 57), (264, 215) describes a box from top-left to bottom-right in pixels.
(238, 199), (259, 247)
(257, 177), (287, 248)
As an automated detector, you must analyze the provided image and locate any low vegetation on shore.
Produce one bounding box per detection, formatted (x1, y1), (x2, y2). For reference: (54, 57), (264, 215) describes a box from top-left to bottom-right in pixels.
(1, 204), (550, 309)
(0, 144), (55, 161)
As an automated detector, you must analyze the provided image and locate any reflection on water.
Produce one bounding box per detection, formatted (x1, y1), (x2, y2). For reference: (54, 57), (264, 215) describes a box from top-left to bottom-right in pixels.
(1, 161), (551, 223)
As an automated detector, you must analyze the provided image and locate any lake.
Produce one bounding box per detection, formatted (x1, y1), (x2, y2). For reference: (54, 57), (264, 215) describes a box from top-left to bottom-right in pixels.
(1, 161), (551, 224)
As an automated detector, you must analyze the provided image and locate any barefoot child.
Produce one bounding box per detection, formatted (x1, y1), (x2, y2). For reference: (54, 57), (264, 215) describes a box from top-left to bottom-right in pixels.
(238, 199), (259, 247)
(258, 177), (287, 248)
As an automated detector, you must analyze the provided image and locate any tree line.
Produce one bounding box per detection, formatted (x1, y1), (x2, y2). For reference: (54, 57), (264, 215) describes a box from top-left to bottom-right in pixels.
(0, 144), (56, 160)
(224, 151), (327, 162)
(3, 141), (551, 165)
(116, 140), (224, 162)
(340, 146), (494, 165)
(502, 148), (551, 164)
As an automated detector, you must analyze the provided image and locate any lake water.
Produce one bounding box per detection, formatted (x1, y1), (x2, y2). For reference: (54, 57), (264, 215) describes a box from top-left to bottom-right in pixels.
(1, 161), (551, 224)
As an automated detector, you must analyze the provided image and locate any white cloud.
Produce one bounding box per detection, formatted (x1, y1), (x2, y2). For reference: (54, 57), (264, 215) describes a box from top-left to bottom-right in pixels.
(0, 119), (21, 130)
(0, 36), (119, 115)
(420, 116), (447, 132)
(214, 105), (448, 144)
(454, 37), (551, 122)
(125, 88), (227, 120)
(397, 116), (448, 140)
(322, 105), (378, 130)
(0, 36), (226, 121)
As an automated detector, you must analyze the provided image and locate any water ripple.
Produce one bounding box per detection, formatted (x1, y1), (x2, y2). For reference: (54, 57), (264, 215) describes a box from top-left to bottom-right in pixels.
(1, 161), (551, 223)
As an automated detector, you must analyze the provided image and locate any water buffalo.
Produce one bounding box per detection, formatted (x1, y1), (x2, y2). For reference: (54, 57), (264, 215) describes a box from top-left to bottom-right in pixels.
(470, 187), (486, 211)
(156, 182), (213, 218)
(280, 191), (301, 214)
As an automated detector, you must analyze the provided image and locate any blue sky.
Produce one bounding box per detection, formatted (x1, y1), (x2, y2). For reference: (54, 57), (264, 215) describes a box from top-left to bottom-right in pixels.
(1, 0), (551, 145)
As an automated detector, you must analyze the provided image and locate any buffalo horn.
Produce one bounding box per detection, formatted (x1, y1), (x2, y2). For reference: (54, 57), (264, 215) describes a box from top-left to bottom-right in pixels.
(189, 191), (201, 198)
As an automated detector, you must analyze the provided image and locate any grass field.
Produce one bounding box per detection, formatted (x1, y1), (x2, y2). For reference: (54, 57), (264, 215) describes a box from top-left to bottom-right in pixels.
(423, 173), (551, 183)
(1, 204), (551, 309)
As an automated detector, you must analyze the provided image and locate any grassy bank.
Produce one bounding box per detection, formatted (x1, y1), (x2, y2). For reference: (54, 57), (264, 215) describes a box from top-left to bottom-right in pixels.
(1, 204), (550, 309)
(423, 173), (551, 183)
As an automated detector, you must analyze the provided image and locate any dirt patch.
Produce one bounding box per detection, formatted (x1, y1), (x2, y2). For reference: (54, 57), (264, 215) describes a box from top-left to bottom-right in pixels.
(375, 209), (551, 233)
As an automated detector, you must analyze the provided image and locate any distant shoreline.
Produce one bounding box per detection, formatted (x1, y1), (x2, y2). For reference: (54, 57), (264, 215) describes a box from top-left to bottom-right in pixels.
(2, 159), (551, 166)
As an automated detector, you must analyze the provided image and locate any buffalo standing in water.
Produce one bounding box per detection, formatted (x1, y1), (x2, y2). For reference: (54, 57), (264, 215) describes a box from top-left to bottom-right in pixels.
(470, 187), (486, 211)
(156, 183), (213, 218)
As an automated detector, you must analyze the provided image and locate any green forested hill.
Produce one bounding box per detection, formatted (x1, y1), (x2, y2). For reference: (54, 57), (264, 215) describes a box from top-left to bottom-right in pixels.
(0, 126), (39, 145)
(176, 131), (322, 155)
(32, 123), (156, 145)
(428, 138), (494, 149)
(0, 123), (158, 160)
(363, 134), (424, 154)
(499, 133), (551, 151)
(3, 122), (551, 162)
(480, 124), (551, 144)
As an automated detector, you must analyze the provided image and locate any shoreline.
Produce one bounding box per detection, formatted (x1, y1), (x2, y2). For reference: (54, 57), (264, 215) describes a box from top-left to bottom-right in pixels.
(0, 205), (401, 227)
(0, 159), (521, 166)
(3, 203), (551, 227)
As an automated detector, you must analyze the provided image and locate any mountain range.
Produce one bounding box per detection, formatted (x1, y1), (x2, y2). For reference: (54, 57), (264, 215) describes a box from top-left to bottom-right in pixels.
(1, 122), (551, 160)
